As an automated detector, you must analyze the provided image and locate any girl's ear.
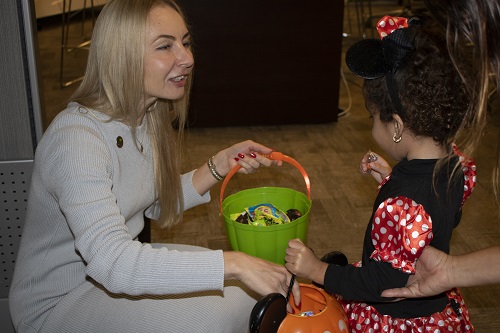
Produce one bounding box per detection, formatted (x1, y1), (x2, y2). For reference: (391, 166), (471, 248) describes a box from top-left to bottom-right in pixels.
(393, 114), (404, 135)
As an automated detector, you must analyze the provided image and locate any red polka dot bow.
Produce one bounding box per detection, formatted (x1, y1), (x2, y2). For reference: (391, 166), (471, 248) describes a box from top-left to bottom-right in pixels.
(376, 16), (409, 40)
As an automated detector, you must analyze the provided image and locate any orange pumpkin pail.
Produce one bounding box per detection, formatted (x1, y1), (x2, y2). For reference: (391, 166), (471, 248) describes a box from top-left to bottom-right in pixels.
(249, 283), (349, 333)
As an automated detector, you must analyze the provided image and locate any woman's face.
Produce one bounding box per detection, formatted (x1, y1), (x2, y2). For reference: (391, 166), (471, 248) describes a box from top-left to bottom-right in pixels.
(143, 4), (194, 105)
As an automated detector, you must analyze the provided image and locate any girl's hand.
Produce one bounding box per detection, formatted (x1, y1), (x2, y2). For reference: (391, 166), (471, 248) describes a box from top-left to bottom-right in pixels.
(285, 239), (327, 286)
(359, 151), (392, 184)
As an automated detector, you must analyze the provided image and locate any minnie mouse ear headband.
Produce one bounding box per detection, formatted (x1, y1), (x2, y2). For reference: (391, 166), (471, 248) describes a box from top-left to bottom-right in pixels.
(346, 16), (423, 114)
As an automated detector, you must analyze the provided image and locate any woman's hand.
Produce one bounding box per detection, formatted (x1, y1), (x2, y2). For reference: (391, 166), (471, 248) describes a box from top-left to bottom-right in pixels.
(192, 140), (281, 195)
(381, 246), (452, 299)
(224, 251), (300, 312)
(359, 151), (392, 184)
(285, 239), (327, 286)
(215, 140), (282, 176)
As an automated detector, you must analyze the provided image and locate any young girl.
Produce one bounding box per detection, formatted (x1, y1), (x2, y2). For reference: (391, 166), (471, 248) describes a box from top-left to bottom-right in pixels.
(285, 16), (476, 332)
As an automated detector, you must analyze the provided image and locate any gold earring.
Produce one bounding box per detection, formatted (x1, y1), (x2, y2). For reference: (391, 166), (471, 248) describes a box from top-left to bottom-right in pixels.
(393, 133), (402, 143)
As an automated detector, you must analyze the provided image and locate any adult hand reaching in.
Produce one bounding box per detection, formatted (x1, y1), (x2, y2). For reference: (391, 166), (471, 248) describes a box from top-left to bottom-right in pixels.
(381, 246), (452, 299)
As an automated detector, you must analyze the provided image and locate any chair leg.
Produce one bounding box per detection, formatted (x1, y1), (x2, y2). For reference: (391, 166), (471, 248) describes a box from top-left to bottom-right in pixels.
(60, 0), (95, 88)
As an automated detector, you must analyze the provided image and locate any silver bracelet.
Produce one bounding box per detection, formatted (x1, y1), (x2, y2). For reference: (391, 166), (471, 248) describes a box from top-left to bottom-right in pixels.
(207, 156), (224, 181)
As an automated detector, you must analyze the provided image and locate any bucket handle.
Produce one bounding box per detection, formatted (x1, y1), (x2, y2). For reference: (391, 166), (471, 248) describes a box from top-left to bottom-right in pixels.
(219, 152), (311, 214)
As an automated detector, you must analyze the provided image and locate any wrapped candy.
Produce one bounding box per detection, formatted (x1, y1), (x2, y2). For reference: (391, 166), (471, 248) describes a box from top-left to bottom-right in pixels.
(231, 203), (302, 226)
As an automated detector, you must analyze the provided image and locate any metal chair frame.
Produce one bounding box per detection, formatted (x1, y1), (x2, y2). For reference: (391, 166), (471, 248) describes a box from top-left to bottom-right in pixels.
(60, 0), (96, 88)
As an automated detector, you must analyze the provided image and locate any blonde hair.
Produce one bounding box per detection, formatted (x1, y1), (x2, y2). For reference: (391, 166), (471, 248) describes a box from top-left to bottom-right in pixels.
(72, 0), (191, 227)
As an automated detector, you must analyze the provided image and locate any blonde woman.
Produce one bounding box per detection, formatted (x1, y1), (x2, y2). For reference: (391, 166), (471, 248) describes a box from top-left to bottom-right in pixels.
(9, 1), (299, 332)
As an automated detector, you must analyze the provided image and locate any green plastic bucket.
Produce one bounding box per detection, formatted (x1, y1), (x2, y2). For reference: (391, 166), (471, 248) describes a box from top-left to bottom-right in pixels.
(219, 152), (311, 265)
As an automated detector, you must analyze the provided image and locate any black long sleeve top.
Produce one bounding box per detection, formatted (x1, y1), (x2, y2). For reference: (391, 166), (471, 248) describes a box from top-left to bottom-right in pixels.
(323, 157), (472, 318)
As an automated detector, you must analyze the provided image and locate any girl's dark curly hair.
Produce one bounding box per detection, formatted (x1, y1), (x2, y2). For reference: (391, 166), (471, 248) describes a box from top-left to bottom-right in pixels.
(363, 18), (471, 147)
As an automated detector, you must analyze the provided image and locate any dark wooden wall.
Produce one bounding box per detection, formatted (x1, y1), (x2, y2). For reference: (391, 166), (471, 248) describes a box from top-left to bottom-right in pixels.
(178, 0), (345, 127)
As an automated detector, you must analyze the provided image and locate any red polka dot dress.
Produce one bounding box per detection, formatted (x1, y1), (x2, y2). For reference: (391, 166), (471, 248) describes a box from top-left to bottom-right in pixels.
(323, 148), (476, 332)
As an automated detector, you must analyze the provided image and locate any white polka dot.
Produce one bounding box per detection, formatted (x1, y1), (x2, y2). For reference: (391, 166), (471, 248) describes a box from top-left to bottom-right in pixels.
(400, 219), (407, 227)
(422, 224), (429, 232)
(381, 242), (386, 249)
(407, 223), (413, 230)
(438, 320), (445, 326)
(411, 248), (417, 255)
(380, 21), (386, 27)
(418, 240), (426, 247)
(375, 217), (381, 224)
(412, 231), (419, 238)
(396, 199), (403, 206)
(380, 227), (387, 234)
(388, 220), (394, 227)
(416, 215), (422, 222)
(394, 215), (399, 221)
(387, 205), (394, 213)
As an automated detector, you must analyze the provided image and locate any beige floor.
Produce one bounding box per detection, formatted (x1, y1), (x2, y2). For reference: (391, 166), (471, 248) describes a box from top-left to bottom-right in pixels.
(36, 1), (500, 331)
